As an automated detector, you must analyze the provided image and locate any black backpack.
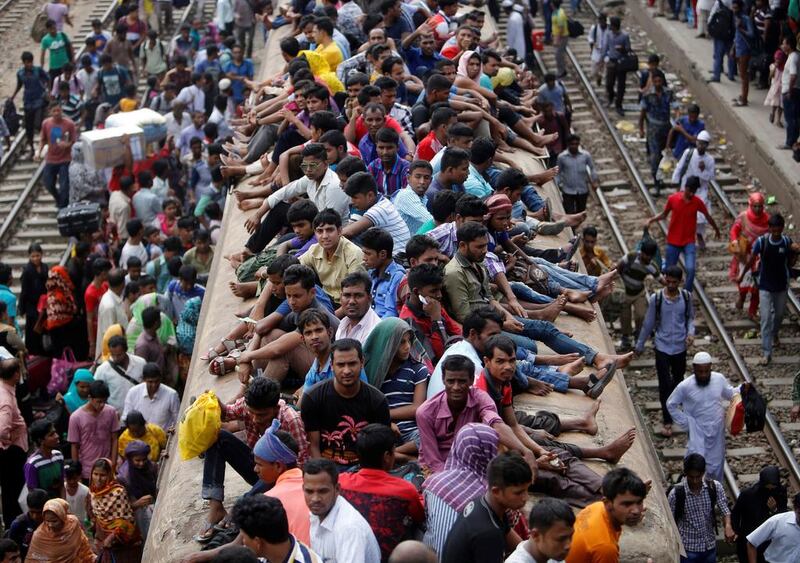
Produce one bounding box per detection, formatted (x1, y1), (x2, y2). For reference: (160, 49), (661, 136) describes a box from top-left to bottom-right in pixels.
(741, 382), (767, 433)
(708, 5), (734, 41)
(670, 479), (719, 532)
(3, 98), (20, 136)
(654, 288), (691, 332)
(567, 19), (584, 38)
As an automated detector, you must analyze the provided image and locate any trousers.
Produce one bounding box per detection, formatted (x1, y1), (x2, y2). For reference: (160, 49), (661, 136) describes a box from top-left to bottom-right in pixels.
(655, 349), (686, 424)
(759, 289), (788, 358)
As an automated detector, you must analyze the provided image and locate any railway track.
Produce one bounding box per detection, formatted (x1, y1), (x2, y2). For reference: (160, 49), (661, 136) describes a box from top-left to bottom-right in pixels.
(528, 0), (800, 498)
(0, 0), (210, 305)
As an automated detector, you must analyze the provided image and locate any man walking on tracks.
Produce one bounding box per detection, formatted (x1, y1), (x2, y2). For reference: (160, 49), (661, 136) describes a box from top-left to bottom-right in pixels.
(645, 176), (721, 291)
(634, 266), (693, 438)
(639, 70), (674, 196)
(666, 352), (737, 482)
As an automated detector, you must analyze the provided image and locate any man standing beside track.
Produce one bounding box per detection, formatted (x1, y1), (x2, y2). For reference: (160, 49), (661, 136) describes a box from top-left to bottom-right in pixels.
(666, 352), (737, 483)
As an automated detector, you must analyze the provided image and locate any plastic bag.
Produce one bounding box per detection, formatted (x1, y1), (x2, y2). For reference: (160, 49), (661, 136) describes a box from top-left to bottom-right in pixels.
(178, 391), (222, 460)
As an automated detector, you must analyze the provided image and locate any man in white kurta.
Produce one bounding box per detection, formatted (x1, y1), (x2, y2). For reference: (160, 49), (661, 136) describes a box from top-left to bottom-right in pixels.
(672, 130), (716, 246)
(666, 351), (736, 483)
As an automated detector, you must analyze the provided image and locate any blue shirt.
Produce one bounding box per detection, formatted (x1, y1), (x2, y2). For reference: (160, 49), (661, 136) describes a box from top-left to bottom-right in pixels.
(358, 133), (408, 165)
(196, 57), (224, 81)
(635, 289), (695, 355)
(380, 358), (428, 435)
(752, 234), (792, 292)
(733, 14), (755, 56)
(424, 175), (464, 212)
(0, 284), (19, 333)
(303, 356), (368, 392)
(223, 59), (254, 104)
(369, 260), (406, 318)
(165, 280), (205, 320)
(367, 156), (410, 198)
(275, 285), (335, 315)
(672, 116), (705, 159)
(16, 67), (50, 109)
(402, 46), (443, 77)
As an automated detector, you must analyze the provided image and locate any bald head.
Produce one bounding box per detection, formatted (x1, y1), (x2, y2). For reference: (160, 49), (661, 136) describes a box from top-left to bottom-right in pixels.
(388, 541), (436, 563)
(0, 357), (20, 383)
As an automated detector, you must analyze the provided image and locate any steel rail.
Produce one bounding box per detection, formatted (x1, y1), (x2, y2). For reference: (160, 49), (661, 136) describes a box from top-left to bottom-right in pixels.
(568, 0), (800, 492)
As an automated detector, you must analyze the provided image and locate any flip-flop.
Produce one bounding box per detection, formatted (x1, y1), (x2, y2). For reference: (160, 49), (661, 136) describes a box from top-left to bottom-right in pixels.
(585, 360), (617, 400)
(193, 521), (217, 544)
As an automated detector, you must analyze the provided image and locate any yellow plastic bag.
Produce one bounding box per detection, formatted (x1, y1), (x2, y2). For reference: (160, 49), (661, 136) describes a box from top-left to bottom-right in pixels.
(178, 391), (222, 460)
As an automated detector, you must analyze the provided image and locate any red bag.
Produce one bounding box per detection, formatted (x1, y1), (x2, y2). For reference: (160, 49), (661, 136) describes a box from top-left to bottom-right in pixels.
(25, 355), (53, 393)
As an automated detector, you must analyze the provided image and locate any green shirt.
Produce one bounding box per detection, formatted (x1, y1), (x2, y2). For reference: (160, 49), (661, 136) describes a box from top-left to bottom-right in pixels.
(443, 252), (500, 323)
(416, 218), (436, 235)
(42, 32), (70, 70)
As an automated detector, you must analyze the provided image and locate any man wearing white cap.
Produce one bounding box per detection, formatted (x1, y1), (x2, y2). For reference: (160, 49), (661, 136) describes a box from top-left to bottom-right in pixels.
(673, 129), (716, 251)
(666, 351), (737, 482)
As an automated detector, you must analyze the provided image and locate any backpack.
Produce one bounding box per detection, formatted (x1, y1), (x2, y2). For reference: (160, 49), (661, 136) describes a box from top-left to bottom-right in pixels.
(30, 9), (49, 42)
(655, 288), (691, 332)
(675, 148), (695, 187)
(670, 479), (719, 532)
(567, 18), (584, 38)
(741, 382), (767, 432)
(3, 99), (20, 136)
(708, 5), (734, 41)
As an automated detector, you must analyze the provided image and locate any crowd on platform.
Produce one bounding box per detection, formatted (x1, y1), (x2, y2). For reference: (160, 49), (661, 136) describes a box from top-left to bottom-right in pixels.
(1, 0), (800, 562)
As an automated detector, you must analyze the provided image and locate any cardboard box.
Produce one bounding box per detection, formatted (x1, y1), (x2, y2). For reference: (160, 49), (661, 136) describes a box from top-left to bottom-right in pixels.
(80, 125), (145, 170)
(105, 109), (167, 143)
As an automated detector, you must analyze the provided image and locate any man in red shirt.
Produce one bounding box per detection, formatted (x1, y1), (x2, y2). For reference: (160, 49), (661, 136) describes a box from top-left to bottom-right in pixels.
(338, 423), (424, 560)
(36, 103), (77, 208)
(646, 176), (720, 290)
(415, 106), (457, 162)
(84, 258), (111, 359)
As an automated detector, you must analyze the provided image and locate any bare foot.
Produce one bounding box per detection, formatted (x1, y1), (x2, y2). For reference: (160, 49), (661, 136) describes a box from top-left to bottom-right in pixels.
(590, 281), (615, 303)
(564, 289), (592, 303)
(594, 351), (633, 369)
(565, 303), (596, 322)
(225, 249), (253, 270)
(557, 211), (587, 227)
(600, 428), (636, 463)
(229, 281), (257, 299)
(532, 296), (566, 322)
(596, 269), (619, 291)
(580, 400), (601, 435)
(658, 424), (673, 438)
(557, 357), (585, 376)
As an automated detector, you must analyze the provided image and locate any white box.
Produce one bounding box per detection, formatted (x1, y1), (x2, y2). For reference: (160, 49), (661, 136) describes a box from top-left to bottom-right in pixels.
(80, 125), (145, 170)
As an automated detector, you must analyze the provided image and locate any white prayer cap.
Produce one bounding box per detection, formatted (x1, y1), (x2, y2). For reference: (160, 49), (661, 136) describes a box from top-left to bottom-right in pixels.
(692, 351), (713, 365)
(501, 0), (514, 7)
(219, 78), (232, 91)
(697, 130), (711, 143)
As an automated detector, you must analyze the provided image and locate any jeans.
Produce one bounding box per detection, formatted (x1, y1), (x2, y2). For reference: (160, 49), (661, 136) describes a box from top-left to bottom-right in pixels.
(555, 38), (568, 76)
(646, 122), (672, 181)
(202, 429), (260, 502)
(672, 0), (684, 18)
(783, 90), (800, 148)
(712, 38), (735, 81)
(665, 242), (696, 290)
(543, 0), (553, 41)
(521, 184), (546, 213)
(506, 318), (598, 365)
(510, 281), (553, 304)
(518, 358), (570, 391)
(235, 24), (256, 58)
(43, 161), (70, 208)
(562, 192), (588, 214)
(681, 548), (716, 563)
(655, 349), (686, 424)
(533, 257), (599, 294)
(759, 289), (788, 358)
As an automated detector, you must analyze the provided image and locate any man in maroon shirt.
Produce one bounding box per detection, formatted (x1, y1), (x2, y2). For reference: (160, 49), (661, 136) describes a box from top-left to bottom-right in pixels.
(339, 424), (424, 560)
(36, 103), (77, 209)
(646, 176), (720, 290)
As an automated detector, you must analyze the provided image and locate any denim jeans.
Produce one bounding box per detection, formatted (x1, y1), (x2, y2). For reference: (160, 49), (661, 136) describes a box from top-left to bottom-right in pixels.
(511, 281), (553, 305)
(665, 242), (696, 290)
(555, 38), (568, 76)
(681, 548), (716, 563)
(202, 429), (260, 501)
(533, 257), (599, 294)
(506, 318), (598, 364)
(759, 289), (788, 358)
(543, 0), (553, 41)
(783, 90), (800, 148)
(521, 185), (546, 213)
(712, 38), (735, 81)
(43, 161), (70, 208)
(518, 358), (570, 392)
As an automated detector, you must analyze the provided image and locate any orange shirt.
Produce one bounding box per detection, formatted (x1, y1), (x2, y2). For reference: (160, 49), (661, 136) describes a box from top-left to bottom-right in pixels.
(565, 501), (621, 563)
(265, 467), (310, 544)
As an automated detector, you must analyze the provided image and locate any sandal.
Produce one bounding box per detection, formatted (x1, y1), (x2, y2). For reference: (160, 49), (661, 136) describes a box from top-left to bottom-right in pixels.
(209, 353), (239, 376)
(193, 521), (217, 544)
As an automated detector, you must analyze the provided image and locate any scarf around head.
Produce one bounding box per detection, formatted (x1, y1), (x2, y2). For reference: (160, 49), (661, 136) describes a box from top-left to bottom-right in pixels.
(457, 50), (482, 80)
(45, 266), (77, 330)
(253, 419), (298, 466)
(26, 498), (95, 563)
(64, 368), (95, 413)
(90, 459), (139, 543)
(177, 296), (202, 354)
(127, 292), (177, 349)
(484, 193), (513, 219)
(117, 440), (158, 499)
(101, 324), (125, 362)
(423, 423), (499, 512)
(363, 317), (432, 390)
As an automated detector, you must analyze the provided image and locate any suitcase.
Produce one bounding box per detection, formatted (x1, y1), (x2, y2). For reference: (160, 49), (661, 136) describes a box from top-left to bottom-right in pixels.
(57, 201), (101, 237)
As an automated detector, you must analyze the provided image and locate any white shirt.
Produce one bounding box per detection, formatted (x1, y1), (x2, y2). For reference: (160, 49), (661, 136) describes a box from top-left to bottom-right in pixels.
(66, 482), (90, 525)
(267, 167), (350, 225)
(96, 289), (129, 357)
(335, 308), (382, 344)
(782, 51), (798, 95)
(122, 381), (181, 430)
(76, 68), (99, 102)
(363, 197), (410, 257)
(505, 540), (564, 563)
(427, 339), (483, 399)
(215, 0), (234, 26)
(94, 353), (146, 413)
(746, 511), (800, 563)
(175, 84), (206, 114)
(165, 111), (191, 141)
(673, 147), (715, 225)
(309, 496), (381, 563)
(506, 10), (526, 61)
(588, 24), (609, 63)
(119, 240), (150, 269)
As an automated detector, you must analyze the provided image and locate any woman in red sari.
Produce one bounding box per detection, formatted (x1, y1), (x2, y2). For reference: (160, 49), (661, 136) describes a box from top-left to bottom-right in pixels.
(729, 192), (769, 320)
(88, 458), (143, 563)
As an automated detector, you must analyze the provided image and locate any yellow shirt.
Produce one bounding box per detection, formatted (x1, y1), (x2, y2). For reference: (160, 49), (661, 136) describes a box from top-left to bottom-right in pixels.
(299, 237), (364, 304)
(119, 98), (138, 112)
(580, 245), (613, 277)
(315, 42), (344, 72)
(552, 8), (569, 37)
(118, 423), (166, 461)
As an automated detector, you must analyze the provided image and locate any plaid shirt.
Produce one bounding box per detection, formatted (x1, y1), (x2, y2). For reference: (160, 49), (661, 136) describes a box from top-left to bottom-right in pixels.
(222, 398), (309, 464)
(389, 103), (414, 138)
(667, 478), (730, 552)
(367, 156), (410, 198)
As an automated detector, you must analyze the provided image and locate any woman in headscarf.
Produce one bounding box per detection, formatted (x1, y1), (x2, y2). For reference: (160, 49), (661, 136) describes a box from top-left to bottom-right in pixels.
(19, 242), (48, 355)
(39, 265), (80, 357)
(88, 458), (142, 563)
(62, 368), (94, 413)
(731, 465), (787, 563)
(25, 498), (95, 562)
(363, 318), (431, 459)
(456, 50), (495, 92)
(68, 141), (107, 205)
(99, 323), (125, 363)
(729, 192), (770, 321)
(125, 292), (177, 368)
(117, 440), (158, 538)
(422, 423), (499, 554)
